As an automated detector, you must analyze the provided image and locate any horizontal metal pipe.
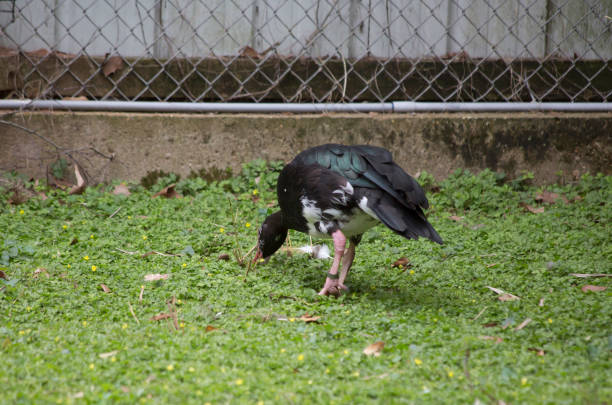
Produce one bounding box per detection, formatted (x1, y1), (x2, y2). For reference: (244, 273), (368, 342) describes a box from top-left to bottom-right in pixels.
(0, 99), (609, 113)
(392, 102), (612, 112)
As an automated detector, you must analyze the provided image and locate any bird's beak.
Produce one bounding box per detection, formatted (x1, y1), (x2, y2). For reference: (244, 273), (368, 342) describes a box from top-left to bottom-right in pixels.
(253, 249), (262, 264)
(252, 249), (270, 265)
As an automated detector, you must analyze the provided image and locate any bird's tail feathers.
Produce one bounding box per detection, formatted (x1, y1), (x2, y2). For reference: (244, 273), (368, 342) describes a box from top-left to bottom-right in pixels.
(370, 194), (442, 244)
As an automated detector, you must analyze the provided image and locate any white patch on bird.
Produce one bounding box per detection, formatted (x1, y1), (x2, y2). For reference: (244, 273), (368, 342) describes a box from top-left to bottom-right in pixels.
(323, 208), (343, 218)
(330, 181), (354, 205)
(301, 197), (322, 222)
(358, 196), (378, 219)
(317, 221), (333, 234)
(340, 208), (379, 237)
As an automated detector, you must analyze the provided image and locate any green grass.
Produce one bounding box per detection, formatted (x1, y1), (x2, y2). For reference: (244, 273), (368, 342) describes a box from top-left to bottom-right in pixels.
(1, 164), (610, 404)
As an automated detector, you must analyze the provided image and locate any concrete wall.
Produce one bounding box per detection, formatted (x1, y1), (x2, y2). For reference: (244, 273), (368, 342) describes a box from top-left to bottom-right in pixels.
(1, 112), (610, 184)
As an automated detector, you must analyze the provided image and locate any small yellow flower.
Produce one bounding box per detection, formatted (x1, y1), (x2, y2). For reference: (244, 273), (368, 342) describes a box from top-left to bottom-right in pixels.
(19, 330), (25, 335)
(433, 318), (438, 323)
(55, 336), (60, 342)
(245, 222), (251, 228)
(289, 317), (295, 322)
(343, 349), (349, 355)
(177, 299), (182, 304)
(89, 363), (95, 370)
(188, 367), (195, 372)
(414, 358), (423, 366)
(521, 377), (527, 386)
(448, 371), (454, 378)
(253, 189), (259, 195)
(111, 356), (116, 362)
(182, 263), (187, 268)
(83, 256), (89, 261)
(258, 258), (264, 263)
(548, 318), (553, 324)
(62, 225), (67, 229)
(325, 368), (330, 374)
(179, 323), (185, 328)
(280, 348), (286, 353)
(128, 216), (132, 220)
(219, 227), (225, 233)
(344, 310), (350, 315)
(82, 321), (88, 327)
(166, 364), (174, 371)
(409, 270), (415, 275)
(91, 265), (97, 272)
(67, 264), (71, 268)
(122, 323), (128, 330)
(142, 235), (147, 240)
(26, 306), (31, 311)
(352, 371), (360, 377)
(19, 209), (24, 215)
(257, 401), (264, 405)
(90, 234), (94, 239)
(235, 378), (244, 385)
(297, 354), (304, 361)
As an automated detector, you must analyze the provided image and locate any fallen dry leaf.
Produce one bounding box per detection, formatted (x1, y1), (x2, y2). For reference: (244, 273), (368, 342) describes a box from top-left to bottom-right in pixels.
(144, 274), (169, 281)
(0, 270), (7, 280)
(102, 55), (124, 76)
(98, 350), (119, 359)
(205, 325), (218, 332)
(33, 267), (50, 279)
(479, 335), (503, 343)
(527, 347), (546, 356)
(299, 314), (321, 323)
(151, 313), (171, 321)
(482, 321), (498, 328)
(486, 286), (520, 301)
(70, 238), (78, 245)
(520, 202), (544, 214)
(112, 183), (131, 196)
(391, 257), (411, 268)
(449, 215), (464, 222)
(581, 285), (607, 292)
(571, 273), (611, 278)
(68, 164), (86, 195)
(152, 184), (180, 199)
(218, 253), (230, 261)
(100, 283), (111, 293)
(515, 318), (532, 331)
(120, 386), (130, 393)
(535, 191), (568, 204)
(498, 293), (520, 302)
(363, 341), (385, 356)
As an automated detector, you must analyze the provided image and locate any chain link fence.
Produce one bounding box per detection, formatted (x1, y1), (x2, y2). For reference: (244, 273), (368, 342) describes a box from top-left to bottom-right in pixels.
(0, 0), (610, 103)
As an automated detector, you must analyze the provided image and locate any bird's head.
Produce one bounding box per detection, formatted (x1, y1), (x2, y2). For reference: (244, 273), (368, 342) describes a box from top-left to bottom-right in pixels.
(254, 211), (287, 264)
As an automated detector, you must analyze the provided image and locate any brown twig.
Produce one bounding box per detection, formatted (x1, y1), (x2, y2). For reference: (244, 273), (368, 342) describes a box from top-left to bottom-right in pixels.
(128, 302), (140, 325)
(167, 296), (179, 331)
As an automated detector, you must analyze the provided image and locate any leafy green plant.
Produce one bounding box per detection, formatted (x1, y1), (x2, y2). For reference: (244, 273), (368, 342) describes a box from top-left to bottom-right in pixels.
(0, 165), (609, 404)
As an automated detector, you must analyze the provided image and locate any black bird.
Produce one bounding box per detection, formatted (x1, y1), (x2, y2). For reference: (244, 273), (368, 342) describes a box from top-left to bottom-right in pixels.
(254, 144), (442, 296)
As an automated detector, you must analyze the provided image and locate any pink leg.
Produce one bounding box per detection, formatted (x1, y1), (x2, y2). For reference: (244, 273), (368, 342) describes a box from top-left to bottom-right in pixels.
(338, 241), (356, 289)
(318, 230), (346, 296)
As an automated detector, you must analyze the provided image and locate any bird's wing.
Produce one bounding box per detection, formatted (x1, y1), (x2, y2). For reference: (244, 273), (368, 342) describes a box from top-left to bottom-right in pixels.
(293, 144), (429, 210)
